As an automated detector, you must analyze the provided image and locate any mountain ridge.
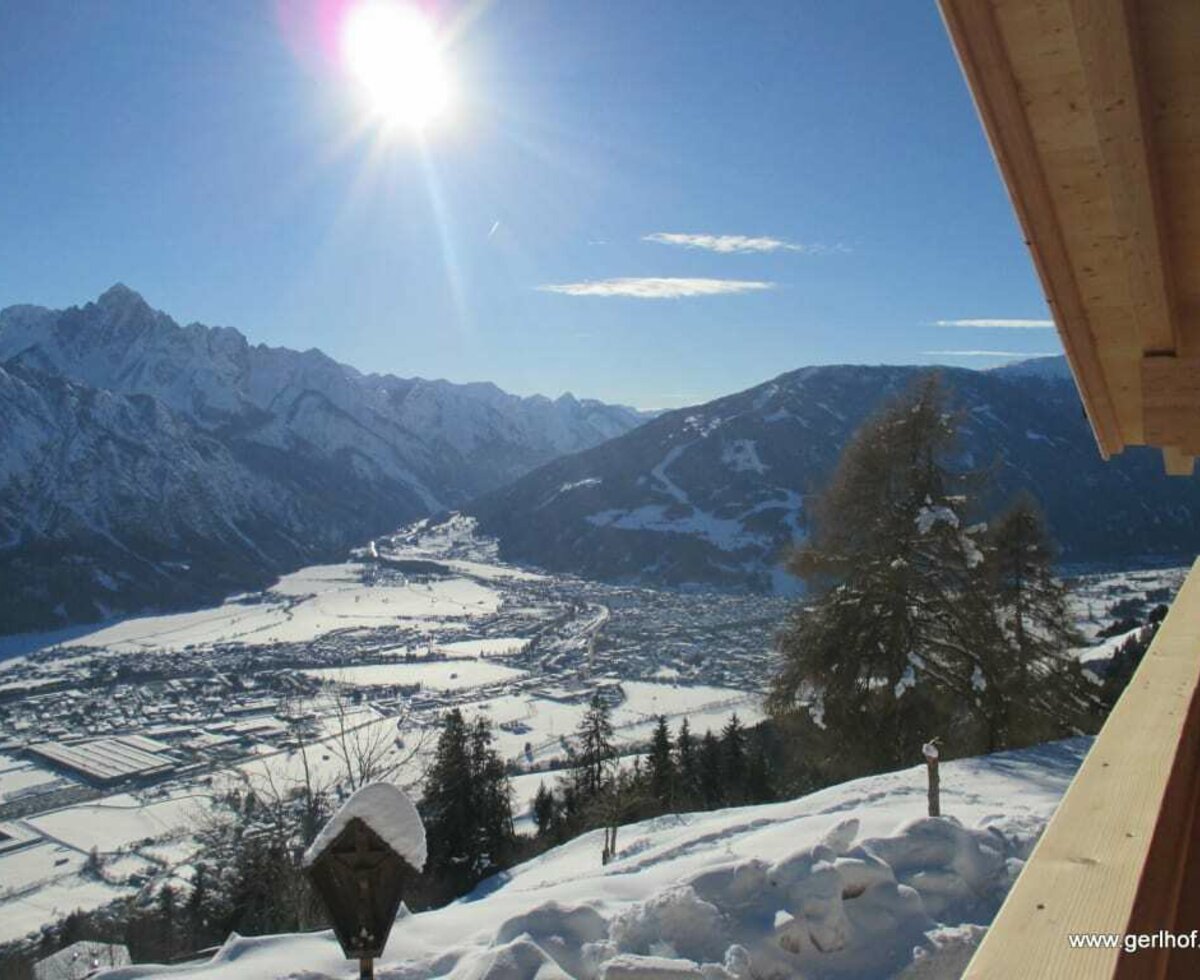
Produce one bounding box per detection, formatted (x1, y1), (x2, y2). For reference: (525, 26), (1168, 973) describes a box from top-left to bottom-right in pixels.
(464, 361), (1200, 591)
(5, 290), (1195, 628)
(0, 286), (650, 632)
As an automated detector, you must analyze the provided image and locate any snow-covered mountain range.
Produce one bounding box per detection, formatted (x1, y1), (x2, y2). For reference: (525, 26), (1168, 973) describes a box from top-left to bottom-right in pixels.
(0, 286), (649, 632)
(466, 359), (1200, 591)
(5, 286), (1196, 630)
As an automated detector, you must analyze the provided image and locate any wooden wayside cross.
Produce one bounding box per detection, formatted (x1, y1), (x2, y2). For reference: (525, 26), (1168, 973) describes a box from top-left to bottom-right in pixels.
(303, 783), (427, 980)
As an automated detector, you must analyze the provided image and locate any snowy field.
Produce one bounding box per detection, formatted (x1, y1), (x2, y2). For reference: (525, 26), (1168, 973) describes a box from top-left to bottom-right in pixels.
(435, 637), (530, 657)
(0, 791), (214, 944)
(0, 563), (503, 662)
(303, 661), (527, 691)
(104, 739), (1091, 980)
(0, 754), (69, 804)
(0, 836), (132, 945)
(461, 682), (763, 769)
(0, 877), (128, 947)
(25, 793), (207, 855)
(220, 681), (763, 807)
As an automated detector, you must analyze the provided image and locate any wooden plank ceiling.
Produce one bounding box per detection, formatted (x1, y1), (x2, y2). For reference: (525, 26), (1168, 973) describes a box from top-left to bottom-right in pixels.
(939, 0), (1200, 475)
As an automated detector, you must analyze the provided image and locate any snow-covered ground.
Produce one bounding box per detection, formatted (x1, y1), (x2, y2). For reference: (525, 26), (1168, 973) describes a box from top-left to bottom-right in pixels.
(436, 638), (531, 658)
(104, 739), (1090, 980)
(0, 789), (214, 945)
(0, 754), (69, 804)
(0, 564), (503, 658)
(25, 793), (207, 855)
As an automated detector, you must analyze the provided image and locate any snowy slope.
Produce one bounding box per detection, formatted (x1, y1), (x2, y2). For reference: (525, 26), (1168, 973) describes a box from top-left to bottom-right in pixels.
(987, 355), (1073, 382)
(105, 739), (1089, 980)
(0, 287), (649, 631)
(467, 364), (1200, 592)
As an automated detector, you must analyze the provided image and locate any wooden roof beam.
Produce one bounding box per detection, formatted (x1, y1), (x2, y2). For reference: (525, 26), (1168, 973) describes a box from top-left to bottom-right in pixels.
(939, 0), (1125, 458)
(1068, 0), (1183, 359)
(1163, 447), (1196, 477)
(1143, 354), (1200, 459)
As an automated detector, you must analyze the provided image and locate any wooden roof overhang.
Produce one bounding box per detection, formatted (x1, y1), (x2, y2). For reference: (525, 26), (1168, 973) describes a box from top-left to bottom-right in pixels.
(939, 0), (1200, 475)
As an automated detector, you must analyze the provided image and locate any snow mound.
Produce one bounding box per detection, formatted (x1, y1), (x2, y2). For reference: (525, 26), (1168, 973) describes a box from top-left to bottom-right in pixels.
(495, 903), (607, 977)
(448, 936), (571, 980)
(897, 924), (988, 978)
(302, 782), (426, 871)
(597, 954), (705, 979)
(610, 886), (728, 963)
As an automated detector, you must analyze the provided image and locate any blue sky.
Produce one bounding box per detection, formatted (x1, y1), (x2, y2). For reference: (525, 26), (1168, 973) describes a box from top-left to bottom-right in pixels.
(0, 0), (1063, 409)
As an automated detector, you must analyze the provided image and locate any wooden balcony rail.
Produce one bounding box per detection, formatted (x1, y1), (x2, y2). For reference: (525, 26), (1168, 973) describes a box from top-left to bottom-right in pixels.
(964, 557), (1200, 978)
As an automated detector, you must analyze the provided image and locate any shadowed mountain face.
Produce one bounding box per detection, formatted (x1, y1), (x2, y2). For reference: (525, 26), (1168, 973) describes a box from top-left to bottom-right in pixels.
(0, 286), (649, 632)
(465, 360), (1200, 592)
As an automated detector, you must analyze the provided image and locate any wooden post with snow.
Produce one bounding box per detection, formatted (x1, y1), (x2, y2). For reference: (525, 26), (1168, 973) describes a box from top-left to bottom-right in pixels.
(923, 739), (940, 817)
(303, 783), (427, 980)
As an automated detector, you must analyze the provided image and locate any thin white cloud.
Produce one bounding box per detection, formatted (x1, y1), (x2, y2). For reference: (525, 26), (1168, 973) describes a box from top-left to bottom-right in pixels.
(922, 350), (1056, 358)
(644, 232), (845, 254)
(538, 277), (773, 299)
(487, 220), (500, 239)
(934, 318), (1055, 328)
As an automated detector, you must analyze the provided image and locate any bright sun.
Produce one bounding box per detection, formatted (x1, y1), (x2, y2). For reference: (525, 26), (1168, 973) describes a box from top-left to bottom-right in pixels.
(342, 2), (451, 131)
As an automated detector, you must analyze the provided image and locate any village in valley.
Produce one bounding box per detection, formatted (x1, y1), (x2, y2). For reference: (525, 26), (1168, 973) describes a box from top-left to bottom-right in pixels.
(0, 517), (790, 952)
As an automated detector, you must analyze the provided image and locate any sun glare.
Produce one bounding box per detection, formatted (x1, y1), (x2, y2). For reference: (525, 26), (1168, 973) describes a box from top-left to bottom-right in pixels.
(342, 1), (451, 132)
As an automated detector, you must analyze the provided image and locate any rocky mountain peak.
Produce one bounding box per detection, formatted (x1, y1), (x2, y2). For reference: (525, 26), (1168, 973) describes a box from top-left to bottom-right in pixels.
(95, 282), (145, 308)
(0, 287), (652, 632)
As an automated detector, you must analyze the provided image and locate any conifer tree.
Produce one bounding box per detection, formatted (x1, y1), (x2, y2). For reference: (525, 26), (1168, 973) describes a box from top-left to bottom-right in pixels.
(977, 495), (1099, 748)
(469, 714), (514, 874)
(986, 494), (1078, 664)
(720, 714), (747, 804)
(647, 715), (675, 806)
(768, 375), (981, 772)
(421, 709), (514, 895)
(675, 718), (699, 806)
(422, 709), (475, 888)
(532, 782), (556, 838)
(573, 693), (616, 802)
(745, 725), (776, 803)
(698, 730), (723, 808)
(1101, 606), (1165, 705)
(187, 863), (211, 951)
(768, 374), (1094, 775)
(157, 885), (179, 961)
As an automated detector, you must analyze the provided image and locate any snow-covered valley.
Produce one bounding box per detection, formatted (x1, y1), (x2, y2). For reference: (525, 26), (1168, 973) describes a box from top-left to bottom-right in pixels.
(0, 519), (778, 948)
(0, 515), (1185, 972)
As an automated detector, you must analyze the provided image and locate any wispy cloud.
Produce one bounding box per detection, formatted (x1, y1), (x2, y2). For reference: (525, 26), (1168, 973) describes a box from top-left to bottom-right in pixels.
(934, 318), (1055, 329)
(538, 277), (773, 299)
(644, 232), (845, 255)
(922, 350), (1056, 358)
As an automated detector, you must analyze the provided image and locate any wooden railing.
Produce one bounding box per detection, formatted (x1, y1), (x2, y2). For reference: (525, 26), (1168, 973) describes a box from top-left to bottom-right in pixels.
(964, 558), (1200, 978)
